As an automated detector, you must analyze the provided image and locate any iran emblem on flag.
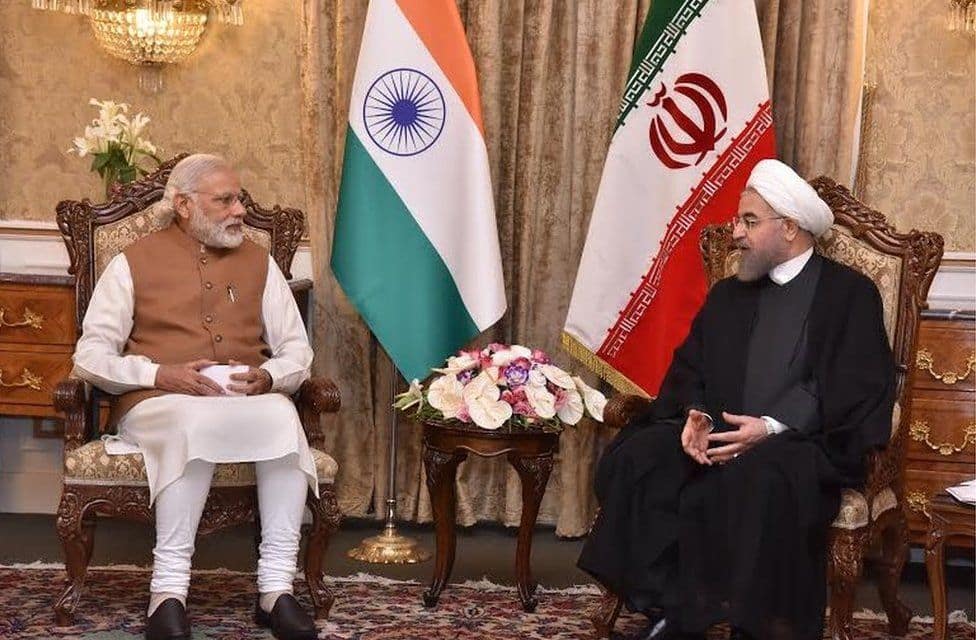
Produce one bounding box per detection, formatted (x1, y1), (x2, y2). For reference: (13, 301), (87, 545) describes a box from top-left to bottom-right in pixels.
(563, 0), (776, 396)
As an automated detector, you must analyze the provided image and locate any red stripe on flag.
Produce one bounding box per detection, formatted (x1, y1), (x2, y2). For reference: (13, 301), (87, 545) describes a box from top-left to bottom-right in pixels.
(596, 102), (776, 395)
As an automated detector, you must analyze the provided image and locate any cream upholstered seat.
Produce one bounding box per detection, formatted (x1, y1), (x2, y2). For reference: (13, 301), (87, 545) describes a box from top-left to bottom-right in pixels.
(64, 440), (339, 487)
(589, 177), (943, 640)
(52, 154), (344, 626)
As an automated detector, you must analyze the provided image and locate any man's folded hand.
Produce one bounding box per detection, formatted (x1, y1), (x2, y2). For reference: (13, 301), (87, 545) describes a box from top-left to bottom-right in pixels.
(154, 359), (225, 396)
(227, 359), (272, 395)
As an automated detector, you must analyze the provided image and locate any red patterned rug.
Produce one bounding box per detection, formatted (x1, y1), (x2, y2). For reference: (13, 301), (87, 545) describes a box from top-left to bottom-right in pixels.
(1, 565), (973, 639)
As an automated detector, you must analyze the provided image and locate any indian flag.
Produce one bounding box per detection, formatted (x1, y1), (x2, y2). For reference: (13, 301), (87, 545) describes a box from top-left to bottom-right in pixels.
(331, 0), (506, 382)
(563, 0), (775, 396)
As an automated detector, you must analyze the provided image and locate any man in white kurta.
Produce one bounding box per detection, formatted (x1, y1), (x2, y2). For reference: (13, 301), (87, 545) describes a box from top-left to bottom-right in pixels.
(73, 154), (319, 640)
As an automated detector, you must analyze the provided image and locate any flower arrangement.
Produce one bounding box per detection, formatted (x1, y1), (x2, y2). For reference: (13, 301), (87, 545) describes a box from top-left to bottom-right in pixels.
(68, 98), (161, 195)
(394, 344), (607, 432)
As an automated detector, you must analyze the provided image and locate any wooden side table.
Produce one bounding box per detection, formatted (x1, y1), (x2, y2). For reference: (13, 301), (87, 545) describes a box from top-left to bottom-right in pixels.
(420, 421), (559, 612)
(924, 491), (976, 640)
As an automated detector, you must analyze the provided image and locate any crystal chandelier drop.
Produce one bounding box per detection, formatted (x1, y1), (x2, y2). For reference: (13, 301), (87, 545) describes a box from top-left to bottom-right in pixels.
(948, 0), (975, 33)
(30, 0), (243, 65)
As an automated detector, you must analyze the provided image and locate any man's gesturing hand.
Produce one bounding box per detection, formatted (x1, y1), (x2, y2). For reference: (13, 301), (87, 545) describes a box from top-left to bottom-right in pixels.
(154, 359), (224, 396)
(681, 409), (713, 465)
(227, 359), (272, 395)
(706, 412), (768, 464)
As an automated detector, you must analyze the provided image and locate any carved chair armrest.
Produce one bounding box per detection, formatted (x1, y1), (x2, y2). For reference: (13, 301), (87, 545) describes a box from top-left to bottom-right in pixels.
(295, 377), (341, 449)
(604, 394), (653, 430)
(53, 378), (95, 454)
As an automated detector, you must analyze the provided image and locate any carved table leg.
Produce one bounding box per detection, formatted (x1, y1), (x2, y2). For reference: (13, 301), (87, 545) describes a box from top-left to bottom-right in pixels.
(508, 451), (554, 613)
(925, 520), (948, 640)
(422, 446), (466, 608)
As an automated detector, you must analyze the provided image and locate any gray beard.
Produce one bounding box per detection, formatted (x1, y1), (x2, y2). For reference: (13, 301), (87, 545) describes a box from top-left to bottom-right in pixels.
(187, 210), (244, 249)
(736, 248), (778, 282)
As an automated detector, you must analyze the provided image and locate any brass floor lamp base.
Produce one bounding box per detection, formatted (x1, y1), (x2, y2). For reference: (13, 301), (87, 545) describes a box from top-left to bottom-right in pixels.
(347, 524), (432, 564)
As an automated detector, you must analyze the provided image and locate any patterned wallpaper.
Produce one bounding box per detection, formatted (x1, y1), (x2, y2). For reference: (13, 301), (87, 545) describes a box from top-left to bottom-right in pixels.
(0, 1), (305, 222)
(860, 0), (975, 253)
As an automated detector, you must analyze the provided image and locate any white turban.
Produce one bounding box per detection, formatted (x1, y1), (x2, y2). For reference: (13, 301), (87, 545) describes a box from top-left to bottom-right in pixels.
(745, 159), (833, 237)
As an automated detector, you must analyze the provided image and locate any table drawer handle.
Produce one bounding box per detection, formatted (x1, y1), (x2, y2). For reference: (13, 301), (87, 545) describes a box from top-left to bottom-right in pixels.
(916, 348), (975, 385)
(906, 491), (930, 516)
(0, 306), (44, 332)
(0, 366), (43, 391)
(909, 419), (976, 456)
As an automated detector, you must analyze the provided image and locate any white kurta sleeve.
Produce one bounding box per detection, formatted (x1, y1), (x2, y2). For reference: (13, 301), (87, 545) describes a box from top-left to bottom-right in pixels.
(72, 254), (159, 394)
(259, 256), (313, 395)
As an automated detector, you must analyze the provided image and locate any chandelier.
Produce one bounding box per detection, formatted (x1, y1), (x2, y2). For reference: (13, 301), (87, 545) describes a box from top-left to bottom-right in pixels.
(30, 0), (243, 66)
(948, 0), (975, 32)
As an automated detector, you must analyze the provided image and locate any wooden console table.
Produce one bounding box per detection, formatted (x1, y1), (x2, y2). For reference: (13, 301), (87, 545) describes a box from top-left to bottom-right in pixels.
(420, 421), (559, 612)
(0, 273), (75, 433)
(924, 491), (975, 640)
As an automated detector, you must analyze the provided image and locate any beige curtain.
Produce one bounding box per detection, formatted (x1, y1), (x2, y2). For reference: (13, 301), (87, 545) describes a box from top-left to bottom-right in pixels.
(300, 0), (866, 538)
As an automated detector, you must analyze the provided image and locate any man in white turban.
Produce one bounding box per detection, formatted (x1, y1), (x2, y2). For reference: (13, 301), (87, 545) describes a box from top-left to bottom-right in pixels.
(580, 160), (894, 640)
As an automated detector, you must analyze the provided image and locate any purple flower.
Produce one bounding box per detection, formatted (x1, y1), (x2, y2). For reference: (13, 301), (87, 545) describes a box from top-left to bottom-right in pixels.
(456, 369), (476, 385)
(503, 359), (531, 387)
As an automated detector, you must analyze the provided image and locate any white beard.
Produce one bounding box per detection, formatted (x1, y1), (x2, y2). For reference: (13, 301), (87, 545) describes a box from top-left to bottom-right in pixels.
(187, 209), (244, 249)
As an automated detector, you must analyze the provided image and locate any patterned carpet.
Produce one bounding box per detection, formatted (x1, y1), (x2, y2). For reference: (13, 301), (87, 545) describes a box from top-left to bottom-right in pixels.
(1, 565), (973, 639)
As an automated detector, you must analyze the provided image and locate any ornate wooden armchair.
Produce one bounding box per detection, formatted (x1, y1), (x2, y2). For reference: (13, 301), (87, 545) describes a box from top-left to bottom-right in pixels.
(51, 155), (343, 625)
(590, 177), (943, 640)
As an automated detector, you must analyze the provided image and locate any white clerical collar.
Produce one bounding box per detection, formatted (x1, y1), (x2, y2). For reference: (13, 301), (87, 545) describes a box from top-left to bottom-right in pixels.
(769, 247), (814, 285)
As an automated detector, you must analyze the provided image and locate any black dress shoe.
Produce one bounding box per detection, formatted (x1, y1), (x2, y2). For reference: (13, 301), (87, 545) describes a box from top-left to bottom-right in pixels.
(145, 598), (190, 640)
(254, 593), (317, 640)
(630, 618), (706, 640)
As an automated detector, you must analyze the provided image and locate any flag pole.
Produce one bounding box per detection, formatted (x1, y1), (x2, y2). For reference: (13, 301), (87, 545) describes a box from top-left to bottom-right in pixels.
(347, 367), (431, 564)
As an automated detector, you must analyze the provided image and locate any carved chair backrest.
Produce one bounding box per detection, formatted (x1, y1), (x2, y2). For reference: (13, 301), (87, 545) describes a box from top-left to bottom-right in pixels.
(55, 154), (307, 332)
(699, 177), (943, 441)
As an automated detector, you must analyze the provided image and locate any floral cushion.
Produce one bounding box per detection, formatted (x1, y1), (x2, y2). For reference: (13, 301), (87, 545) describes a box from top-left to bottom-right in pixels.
(93, 204), (271, 279)
(63, 440), (337, 486)
(817, 226), (900, 346)
(831, 486), (899, 530)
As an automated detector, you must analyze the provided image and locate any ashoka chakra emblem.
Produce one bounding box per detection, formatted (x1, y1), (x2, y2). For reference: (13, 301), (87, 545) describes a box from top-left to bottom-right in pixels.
(363, 68), (446, 157)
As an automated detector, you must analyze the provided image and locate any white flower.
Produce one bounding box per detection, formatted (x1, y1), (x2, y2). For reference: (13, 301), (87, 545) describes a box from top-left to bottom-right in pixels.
(556, 388), (585, 425)
(127, 112), (150, 141)
(427, 375), (465, 420)
(392, 378), (424, 411)
(572, 376), (607, 422)
(539, 364), (575, 390)
(490, 344), (532, 367)
(524, 382), (556, 419)
(432, 353), (478, 375)
(462, 372), (512, 430)
(70, 136), (95, 157)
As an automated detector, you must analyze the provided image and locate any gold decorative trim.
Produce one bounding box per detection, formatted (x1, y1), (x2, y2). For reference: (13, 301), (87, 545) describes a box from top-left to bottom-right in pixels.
(0, 307), (44, 331)
(916, 348), (975, 385)
(0, 367), (43, 391)
(906, 490), (930, 517)
(909, 419), (976, 455)
(560, 331), (650, 398)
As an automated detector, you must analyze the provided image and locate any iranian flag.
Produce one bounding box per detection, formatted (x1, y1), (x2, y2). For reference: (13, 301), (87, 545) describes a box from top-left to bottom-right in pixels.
(563, 0), (775, 396)
(331, 0), (506, 381)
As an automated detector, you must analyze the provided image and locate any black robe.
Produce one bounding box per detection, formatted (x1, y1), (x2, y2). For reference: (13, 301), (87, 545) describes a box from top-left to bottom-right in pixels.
(578, 255), (895, 640)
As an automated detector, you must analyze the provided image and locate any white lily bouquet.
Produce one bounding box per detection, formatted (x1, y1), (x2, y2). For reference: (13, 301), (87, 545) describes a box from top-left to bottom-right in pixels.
(394, 344), (607, 433)
(68, 98), (161, 196)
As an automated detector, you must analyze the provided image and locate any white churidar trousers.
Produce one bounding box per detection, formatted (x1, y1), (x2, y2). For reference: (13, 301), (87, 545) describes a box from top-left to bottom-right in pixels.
(150, 455), (309, 596)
